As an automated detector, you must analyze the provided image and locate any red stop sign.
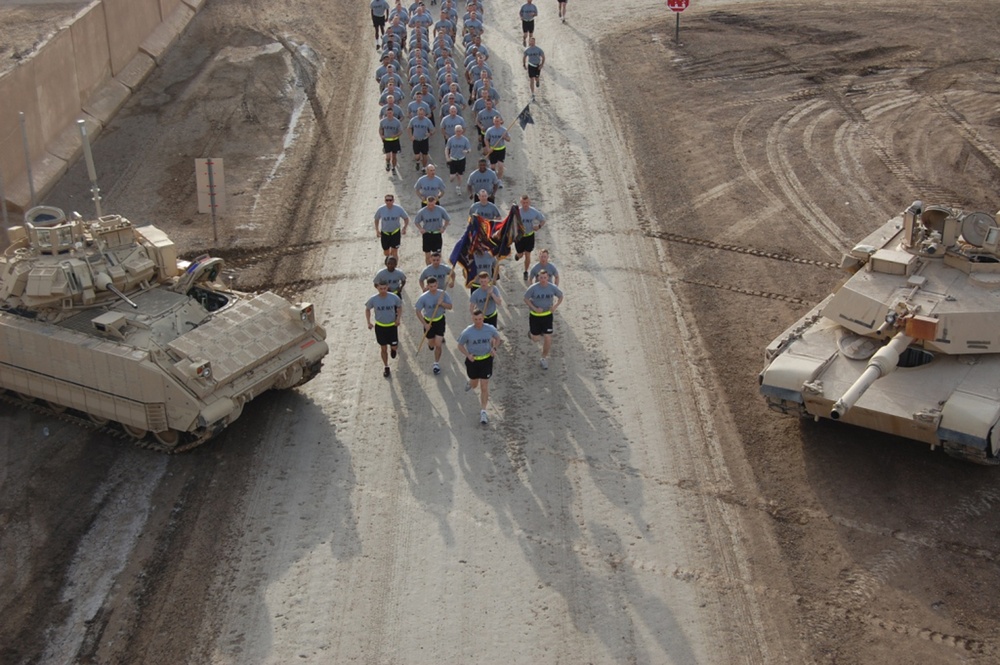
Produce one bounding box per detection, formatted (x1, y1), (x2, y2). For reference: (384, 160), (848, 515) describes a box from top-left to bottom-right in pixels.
(667, 0), (689, 11)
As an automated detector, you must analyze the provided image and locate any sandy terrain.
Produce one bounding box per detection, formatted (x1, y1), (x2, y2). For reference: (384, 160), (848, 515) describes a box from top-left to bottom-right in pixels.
(1, 0), (999, 664)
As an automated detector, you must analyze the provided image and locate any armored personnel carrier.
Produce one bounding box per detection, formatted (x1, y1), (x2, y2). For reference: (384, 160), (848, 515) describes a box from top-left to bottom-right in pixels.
(0, 205), (328, 452)
(760, 200), (1000, 464)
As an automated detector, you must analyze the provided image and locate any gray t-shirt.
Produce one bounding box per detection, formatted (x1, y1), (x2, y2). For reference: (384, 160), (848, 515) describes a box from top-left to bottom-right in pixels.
(469, 285), (501, 316)
(373, 267), (406, 293)
(374, 203), (410, 233)
(420, 262), (454, 286)
(458, 323), (500, 357)
(366, 292), (401, 325)
(379, 116), (403, 139)
(523, 45), (544, 67)
(408, 116), (434, 141)
(476, 107), (500, 130)
(529, 261), (558, 282)
(414, 205), (450, 232)
(414, 289), (452, 319)
(467, 168), (499, 194)
(441, 114), (466, 139)
(380, 72), (403, 89)
(379, 103), (404, 120)
(414, 175), (446, 202)
(524, 282), (563, 312)
(465, 43), (490, 59)
(409, 12), (433, 29)
(446, 134), (473, 162)
(407, 99), (432, 119)
(379, 86), (403, 104)
(463, 18), (484, 37)
(469, 201), (501, 219)
(484, 124), (509, 150)
(371, 0), (390, 15)
(519, 206), (546, 234)
(519, 3), (538, 21)
(474, 251), (497, 275)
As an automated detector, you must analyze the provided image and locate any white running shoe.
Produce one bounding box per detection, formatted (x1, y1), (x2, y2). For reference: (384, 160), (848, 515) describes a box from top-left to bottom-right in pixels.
(480, 410), (488, 424)
(540, 357), (549, 370)
(433, 362), (441, 375)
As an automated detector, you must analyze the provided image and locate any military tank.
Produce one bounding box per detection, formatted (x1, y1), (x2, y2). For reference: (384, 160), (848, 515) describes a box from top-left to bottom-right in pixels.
(0, 205), (328, 452)
(760, 200), (1000, 465)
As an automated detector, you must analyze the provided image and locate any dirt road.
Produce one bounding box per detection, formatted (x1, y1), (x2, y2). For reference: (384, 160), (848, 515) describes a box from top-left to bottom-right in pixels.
(2, 0), (999, 663)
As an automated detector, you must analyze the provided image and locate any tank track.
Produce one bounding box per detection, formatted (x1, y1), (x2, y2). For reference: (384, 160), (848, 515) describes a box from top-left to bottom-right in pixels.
(293, 360), (324, 387)
(0, 391), (211, 454)
(942, 441), (1000, 466)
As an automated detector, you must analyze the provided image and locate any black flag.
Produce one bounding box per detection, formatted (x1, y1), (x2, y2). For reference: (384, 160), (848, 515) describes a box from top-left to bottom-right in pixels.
(517, 104), (534, 131)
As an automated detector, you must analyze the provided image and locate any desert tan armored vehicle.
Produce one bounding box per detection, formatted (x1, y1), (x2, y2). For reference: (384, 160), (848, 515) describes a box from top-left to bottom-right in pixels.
(0, 205), (328, 452)
(760, 200), (1000, 464)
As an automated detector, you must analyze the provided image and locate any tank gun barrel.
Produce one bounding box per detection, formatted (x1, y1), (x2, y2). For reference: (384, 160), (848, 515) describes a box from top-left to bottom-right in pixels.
(95, 272), (138, 309)
(106, 283), (139, 309)
(830, 332), (912, 420)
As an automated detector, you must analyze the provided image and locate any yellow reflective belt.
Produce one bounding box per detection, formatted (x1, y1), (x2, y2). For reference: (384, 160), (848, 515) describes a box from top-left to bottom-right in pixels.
(523, 231), (535, 237)
(374, 321), (396, 327)
(383, 228), (400, 235)
(530, 310), (552, 317)
(473, 353), (491, 361)
(424, 315), (445, 322)
(385, 136), (399, 141)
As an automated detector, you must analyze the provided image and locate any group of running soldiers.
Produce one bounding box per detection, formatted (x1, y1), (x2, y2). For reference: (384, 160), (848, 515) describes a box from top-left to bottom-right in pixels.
(367, 0), (565, 425)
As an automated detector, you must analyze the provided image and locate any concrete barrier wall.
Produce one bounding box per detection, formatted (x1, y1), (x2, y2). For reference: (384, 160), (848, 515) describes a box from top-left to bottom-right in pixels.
(104, 0), (163, 75)
(0, 0), (201, 214)
(72, 3), (113, 103)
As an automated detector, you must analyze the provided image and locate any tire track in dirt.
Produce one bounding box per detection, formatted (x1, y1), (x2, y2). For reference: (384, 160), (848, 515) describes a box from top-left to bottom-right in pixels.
(767, 99), (854, 254)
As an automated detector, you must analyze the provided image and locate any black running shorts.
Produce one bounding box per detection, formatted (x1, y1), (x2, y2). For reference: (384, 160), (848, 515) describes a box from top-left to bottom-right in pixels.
(529, 312), (553, 336)
(465, 356), (494, 380)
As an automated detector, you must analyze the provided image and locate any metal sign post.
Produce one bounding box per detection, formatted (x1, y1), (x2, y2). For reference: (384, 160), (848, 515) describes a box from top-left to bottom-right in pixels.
(667, 0), (690, 44)
(18, 112), (36, 207)
(77, 120), (103, 217)
(0, 165), (8, 232)
(195, 158), (226, 243)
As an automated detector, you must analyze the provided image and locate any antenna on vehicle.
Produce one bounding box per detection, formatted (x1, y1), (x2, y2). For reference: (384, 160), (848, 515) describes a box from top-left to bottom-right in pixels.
(77, 120), (103, 218)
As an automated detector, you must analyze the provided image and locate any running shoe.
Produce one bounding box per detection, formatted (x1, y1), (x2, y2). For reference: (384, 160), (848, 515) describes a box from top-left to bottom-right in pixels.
(433, 362), (441, 375)
(415, 162), (420, 171)
(385, 162), (391, 172)
(480, 410), (488, 424)
(383, 366), (391, 377)
(392, 166), (397, 175)
(540, 357), (549, 370)
(523, 270), (529, 281)
(390, 347), (397, 359)
(515, 252), (523, 261)
(456, 185), (462, 194)
(464, 380), (472, 392)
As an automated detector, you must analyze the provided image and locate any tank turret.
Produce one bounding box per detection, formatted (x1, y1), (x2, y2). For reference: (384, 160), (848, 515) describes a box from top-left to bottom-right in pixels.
(1, 206), (177, 316)
(760, 200), (1000, 464)
(0, 206), (328, 451)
